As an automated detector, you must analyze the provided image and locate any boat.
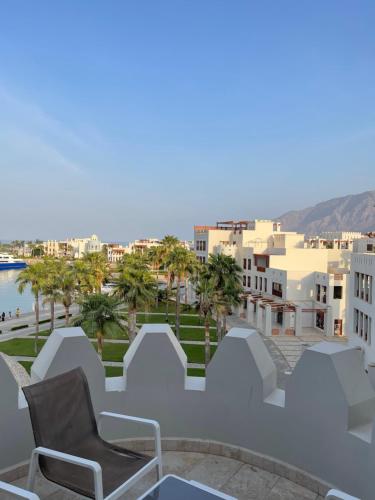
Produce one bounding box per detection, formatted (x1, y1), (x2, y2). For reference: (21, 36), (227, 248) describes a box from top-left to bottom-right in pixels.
(0, 253), (27, 270)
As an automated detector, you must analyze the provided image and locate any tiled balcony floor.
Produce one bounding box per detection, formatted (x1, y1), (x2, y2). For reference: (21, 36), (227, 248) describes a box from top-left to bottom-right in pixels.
(6, 452), (323, 500)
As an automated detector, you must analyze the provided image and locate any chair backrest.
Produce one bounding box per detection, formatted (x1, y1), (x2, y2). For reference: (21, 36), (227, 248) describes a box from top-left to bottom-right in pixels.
(23, 367), (98, 451)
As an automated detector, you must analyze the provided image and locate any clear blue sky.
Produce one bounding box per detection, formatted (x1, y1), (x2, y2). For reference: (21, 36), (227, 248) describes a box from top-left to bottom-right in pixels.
(0, 1), (374, 241)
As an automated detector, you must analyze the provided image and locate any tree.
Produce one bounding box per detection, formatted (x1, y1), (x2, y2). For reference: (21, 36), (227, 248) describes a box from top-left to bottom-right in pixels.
(41, 258), (61, 331)
(56, 261), (76, 325)
(164, 247), (197, 340)
(206, 254), (242, 341)
(17, 262), (45, 353)
(74, 259), (96, 295)
(195, 270), (215, 365)
(148, 246), (164, 306)
(158, 235), (180, 320)
(114, 255), (157, 342)
(81, 252), (109, 293)
(73, 294), (126, 359)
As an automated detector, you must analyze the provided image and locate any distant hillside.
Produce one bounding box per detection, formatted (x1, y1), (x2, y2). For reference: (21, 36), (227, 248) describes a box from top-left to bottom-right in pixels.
(278, 190), (375, 235)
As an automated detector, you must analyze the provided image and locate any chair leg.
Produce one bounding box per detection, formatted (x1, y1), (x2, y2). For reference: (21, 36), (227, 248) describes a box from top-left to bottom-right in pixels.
(27, 451), (38, 491)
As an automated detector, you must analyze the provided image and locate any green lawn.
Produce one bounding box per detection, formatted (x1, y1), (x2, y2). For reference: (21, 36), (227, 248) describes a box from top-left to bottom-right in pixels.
(187, 368), (205, 377)
(105, 366), (124, 377)
(177, 327), (217, 342)
(19, 360), (33, 373)
(181, 344), (217, 364)
(101, 342), (129, 362)
(137, 313), (215, 327)
(0, 338), (46, 356)
(146, 302), (196, 314)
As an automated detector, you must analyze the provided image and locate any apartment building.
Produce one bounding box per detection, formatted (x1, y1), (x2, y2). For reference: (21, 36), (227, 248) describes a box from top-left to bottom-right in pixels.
(44, 234), (103, 259)
(194, 220), (349, 338)
(347, 238), (375, 367)
(107, 243), (130, 263)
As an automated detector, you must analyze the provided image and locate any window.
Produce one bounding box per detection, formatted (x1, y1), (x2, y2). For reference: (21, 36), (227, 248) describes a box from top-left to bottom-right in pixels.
(354, 308), (372, 344)
(259, 277), (263, 291)
(316, 284), (321, 302)
(243, 258), (247, 270)
(334, 286), (342, 300)
(195, 240), (207, 252)
(255, 276), (258, 289)
(247, 259), (251, 270)
(367, 244), (374, 252)
(264, 278), (267, 292)
(322, 286), (327, 304)
(272, 282), (282, 297)
(355, 272), (373, 303)
(247, 276), (251, 288)
(243, 275), (246, 286)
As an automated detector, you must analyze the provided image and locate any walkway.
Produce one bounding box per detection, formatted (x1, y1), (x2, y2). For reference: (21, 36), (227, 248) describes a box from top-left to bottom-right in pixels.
(5, 451), (322, 499)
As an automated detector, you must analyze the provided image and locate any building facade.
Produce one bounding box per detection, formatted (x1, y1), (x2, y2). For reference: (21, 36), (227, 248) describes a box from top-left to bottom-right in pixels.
(194, 219), (350, 338)
(347, 238), (375, 367)
(44, 234), (103, 259)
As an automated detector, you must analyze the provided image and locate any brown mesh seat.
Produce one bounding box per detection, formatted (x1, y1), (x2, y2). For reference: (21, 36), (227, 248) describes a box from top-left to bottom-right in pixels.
(23, 367), (153, 498)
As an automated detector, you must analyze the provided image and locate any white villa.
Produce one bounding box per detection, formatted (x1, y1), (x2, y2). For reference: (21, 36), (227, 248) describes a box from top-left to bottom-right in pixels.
(44, 234), (103, 259)
(194, 219), (353, 338)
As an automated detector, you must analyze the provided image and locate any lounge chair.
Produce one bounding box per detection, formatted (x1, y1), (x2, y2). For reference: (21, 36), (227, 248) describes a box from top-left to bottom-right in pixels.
(22, 367), (162, 499)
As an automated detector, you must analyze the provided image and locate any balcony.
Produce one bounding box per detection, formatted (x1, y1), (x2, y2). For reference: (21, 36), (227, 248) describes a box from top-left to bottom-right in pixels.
(0, 325), (372, 499)
(257, 266), (266, 273)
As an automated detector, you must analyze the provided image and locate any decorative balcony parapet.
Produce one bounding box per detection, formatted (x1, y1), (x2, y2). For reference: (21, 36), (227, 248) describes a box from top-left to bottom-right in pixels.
(0, 325), (374, 499)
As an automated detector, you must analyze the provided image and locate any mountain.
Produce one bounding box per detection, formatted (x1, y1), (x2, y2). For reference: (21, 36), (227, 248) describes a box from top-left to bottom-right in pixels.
(278, 190), (375, 235)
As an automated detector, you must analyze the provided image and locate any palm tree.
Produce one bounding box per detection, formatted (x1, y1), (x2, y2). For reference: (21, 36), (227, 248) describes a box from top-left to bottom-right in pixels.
(206, 254), (242, 341)
(148, 246), (164, 306)
(56, 261), (76, 325)
(17, 262), (45, 353)
(195, 270), (215, 365)
(41, 258), (62, 331)
(165, 247), (196, 340)
(81, 252), (109, 293)
(73, 294), (126, 359)
(114, 257), (157, 342)
(158, 235), (180, 320)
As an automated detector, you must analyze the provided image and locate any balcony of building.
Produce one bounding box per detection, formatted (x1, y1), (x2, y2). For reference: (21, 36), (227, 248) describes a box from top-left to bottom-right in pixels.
(0, 325), (372, 499)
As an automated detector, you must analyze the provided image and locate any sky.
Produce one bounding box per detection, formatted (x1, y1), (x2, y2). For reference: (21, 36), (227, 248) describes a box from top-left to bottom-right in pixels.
(0, 0), (374, 242)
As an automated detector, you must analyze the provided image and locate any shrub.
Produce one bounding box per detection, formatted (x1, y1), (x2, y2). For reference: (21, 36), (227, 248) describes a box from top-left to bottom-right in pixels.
(10, 324), (29, 331)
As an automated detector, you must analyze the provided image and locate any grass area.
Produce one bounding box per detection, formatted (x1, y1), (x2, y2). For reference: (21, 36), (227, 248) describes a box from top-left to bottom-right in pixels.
(187, 368), (205, 377)
(0, 338), (46, 356)
(19, 360), (33, 374)
(137, 313), (215, 327)
(100, 342), (129, 362)
(177, 327), (217, 342)
(147, 302), (197, 314)
(105, 366), (124, 377)
(181, 344), (217, 364)
(81, 320), (128, 340)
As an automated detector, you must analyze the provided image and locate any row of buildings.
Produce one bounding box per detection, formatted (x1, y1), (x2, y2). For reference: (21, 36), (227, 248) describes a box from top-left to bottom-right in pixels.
(42, 235), (192, 261)
(193, 219), (375, 368)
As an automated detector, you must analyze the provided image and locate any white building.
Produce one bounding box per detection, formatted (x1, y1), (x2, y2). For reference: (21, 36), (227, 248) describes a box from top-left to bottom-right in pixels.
(194, 219), (350, 338)
(44, 234), (103, 259)
(307, 231), (363, 250)
(347, 238), (375, 367)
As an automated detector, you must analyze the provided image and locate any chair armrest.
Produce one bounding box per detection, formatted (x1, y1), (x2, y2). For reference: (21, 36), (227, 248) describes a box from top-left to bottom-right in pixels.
(31, 447), (103, 500)
(98, 411), (163, 478)
(99, 411), (160, 432)
(0, 480), (40, 499)
(325, 489), (360, 500)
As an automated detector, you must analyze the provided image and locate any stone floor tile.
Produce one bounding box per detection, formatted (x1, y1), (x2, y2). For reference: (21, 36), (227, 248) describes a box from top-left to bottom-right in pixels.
(185, 455), (243, 490)
(162, 451), (206, 476)
(267, 477), (318, 500)
(221, 464), (279, 500)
